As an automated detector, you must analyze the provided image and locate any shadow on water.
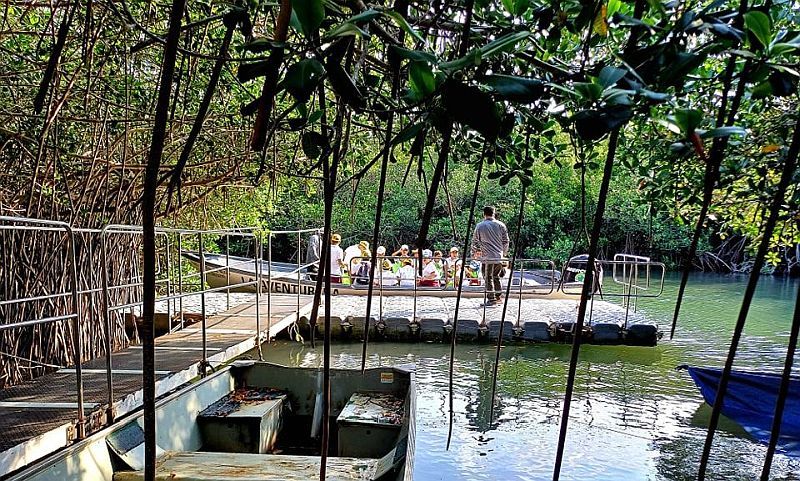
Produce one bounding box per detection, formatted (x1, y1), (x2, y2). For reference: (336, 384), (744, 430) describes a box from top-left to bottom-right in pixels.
(253, 272), (800, 480)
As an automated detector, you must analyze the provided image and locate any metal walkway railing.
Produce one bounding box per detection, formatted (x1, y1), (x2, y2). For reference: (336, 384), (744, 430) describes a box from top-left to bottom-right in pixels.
(0, 215), (319, 447)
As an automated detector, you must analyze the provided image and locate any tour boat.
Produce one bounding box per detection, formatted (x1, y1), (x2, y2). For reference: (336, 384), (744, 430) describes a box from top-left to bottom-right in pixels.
(183, 252), (602, 300)
(7, 362), (416, 481)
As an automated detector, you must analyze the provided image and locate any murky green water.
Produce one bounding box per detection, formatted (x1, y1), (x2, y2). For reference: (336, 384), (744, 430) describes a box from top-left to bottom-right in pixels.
(258, 273), (800, 480)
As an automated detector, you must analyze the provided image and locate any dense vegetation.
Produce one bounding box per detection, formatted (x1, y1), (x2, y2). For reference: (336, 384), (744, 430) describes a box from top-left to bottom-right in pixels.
(1, 0), (799, 479)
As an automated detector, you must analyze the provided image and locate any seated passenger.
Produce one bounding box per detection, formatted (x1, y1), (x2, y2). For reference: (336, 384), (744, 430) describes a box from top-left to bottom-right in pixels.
(376, 246), (393, 271)
(418, 249), (440, 287)
(465, 259), (481, 286)
(391, 244), (410, 258)
(433, 250), (445, 285)
(397, 258), (415, 287)
(445, 247), (463, 286)
(344, 240), (370, 275)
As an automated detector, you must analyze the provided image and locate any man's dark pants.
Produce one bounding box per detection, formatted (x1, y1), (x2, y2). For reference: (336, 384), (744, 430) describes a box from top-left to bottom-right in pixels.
(482, 262), (503, 300)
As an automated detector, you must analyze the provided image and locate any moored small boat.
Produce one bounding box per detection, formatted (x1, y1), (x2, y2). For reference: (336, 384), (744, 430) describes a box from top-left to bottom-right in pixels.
(681, 365), (800, 457)
(8, 362), (416, 481)
(183, 252), (600, 300)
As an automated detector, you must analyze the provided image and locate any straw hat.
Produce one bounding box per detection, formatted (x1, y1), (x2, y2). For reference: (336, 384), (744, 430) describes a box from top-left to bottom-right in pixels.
(331, 233), (341, 243)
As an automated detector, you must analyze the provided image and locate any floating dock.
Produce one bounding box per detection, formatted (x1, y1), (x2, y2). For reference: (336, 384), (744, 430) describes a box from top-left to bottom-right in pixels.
(299, 295), (660, 346)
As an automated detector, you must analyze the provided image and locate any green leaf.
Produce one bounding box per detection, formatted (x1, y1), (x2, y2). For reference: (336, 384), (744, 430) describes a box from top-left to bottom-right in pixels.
(660, 51), (706, 87)
(237, 38), (279, 53)
(392, 122), (425, 145)
(439, 50), (482, 73)
(409, 61), (436, 98)
(501, 0), (530, 16)
(769, 42), (799, 57)
(389, 46), (437, 64)
(345, 9), (382, 24)
(699, 126), (747, 139)
(384, 10), (426, 44)
(324, 60), (366, 110)
(479, 31), (530, 58)
(292, 0), (325, 37)
(573, 82), (604, 101)
(672, 108), (703, 135)
(744, 11), (771, 51)
(301, 131), (328, 159)
(324, 22), (371, 39)
(237, 60), (271, 83)
(442, 80), (501, 140)
(279, 58), (325, 102)
(308, 110), (323, 124)
(572, 106), (632, 141)
(597, 66), (627, 88)
(482, 75), (544, 103)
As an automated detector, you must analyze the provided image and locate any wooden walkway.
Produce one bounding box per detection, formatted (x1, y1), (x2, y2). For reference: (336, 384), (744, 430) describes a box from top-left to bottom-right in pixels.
(0, 294), (312, 477)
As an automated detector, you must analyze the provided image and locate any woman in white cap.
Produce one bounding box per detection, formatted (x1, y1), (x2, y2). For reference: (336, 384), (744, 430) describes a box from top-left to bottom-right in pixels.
(391, 244), (410, 258)
(418, 249), (440, 287)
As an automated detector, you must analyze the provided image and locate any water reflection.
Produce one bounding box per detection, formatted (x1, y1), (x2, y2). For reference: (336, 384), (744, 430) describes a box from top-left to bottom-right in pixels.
(256, 273), (800, 480)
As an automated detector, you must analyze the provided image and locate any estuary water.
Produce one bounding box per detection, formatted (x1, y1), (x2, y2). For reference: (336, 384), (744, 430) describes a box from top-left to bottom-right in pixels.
(258, 273), (800, 480)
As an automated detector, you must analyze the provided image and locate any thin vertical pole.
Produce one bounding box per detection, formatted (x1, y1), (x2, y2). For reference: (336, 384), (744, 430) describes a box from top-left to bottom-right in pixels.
(267, 233), (273, 342)
(413, 259), (418, 322)
(552, 129), (620, 481)
(66, 226), (85, 439)
(178, 234), (184, 330)
(517, 261), (524, 325)
(255, 236), (263, 360)
(297, 231), (301, 322)
(225, 234), (230, 311)
(164, 234), (171, 331)
(100, 230), (115, 423)
(198, 233), (207, 375)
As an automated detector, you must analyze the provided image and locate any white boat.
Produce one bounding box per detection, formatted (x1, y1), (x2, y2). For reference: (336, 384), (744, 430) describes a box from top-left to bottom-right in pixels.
(8, 362), (415, 481)
(183, 252), (601, 300)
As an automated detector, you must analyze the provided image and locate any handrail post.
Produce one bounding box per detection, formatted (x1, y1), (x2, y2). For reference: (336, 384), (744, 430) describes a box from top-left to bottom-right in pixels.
(198, 233), (207, 376)
(412, 258), (417, 322)
(178, 233), (184, 330)
(225, 234), (231, 311)
(297, 231), (301, 322)
(518, 260), (524, 326)
(267, 233), (272, 343)
(66, 225), (86, 439)
(254, 235), (263, 360)
(100, 228), (115, 423)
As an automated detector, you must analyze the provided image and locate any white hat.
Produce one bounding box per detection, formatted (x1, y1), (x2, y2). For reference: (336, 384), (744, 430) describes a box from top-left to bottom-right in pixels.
(377, 246), (386, 255)
(422, 249), (433, 258)
(401, 244), (409, 250)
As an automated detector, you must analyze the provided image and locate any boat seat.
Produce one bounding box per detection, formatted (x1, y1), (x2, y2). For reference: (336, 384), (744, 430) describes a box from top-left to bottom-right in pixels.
(113, 451), (380, 481)
(337, 391), (404, 458)
(197, 387), (287, 454)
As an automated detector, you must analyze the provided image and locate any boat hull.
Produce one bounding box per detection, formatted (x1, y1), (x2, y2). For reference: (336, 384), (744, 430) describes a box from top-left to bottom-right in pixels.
(684, 365), (800, 457)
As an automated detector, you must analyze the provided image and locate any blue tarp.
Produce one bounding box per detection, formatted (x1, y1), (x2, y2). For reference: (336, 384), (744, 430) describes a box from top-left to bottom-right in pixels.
(685, 366), (800, 457)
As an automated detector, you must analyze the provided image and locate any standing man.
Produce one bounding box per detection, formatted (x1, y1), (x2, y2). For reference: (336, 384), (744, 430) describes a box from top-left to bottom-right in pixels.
(472, 206), (509, 306)
(329, 233), (345, 283)
(305, 228), (322, 280)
